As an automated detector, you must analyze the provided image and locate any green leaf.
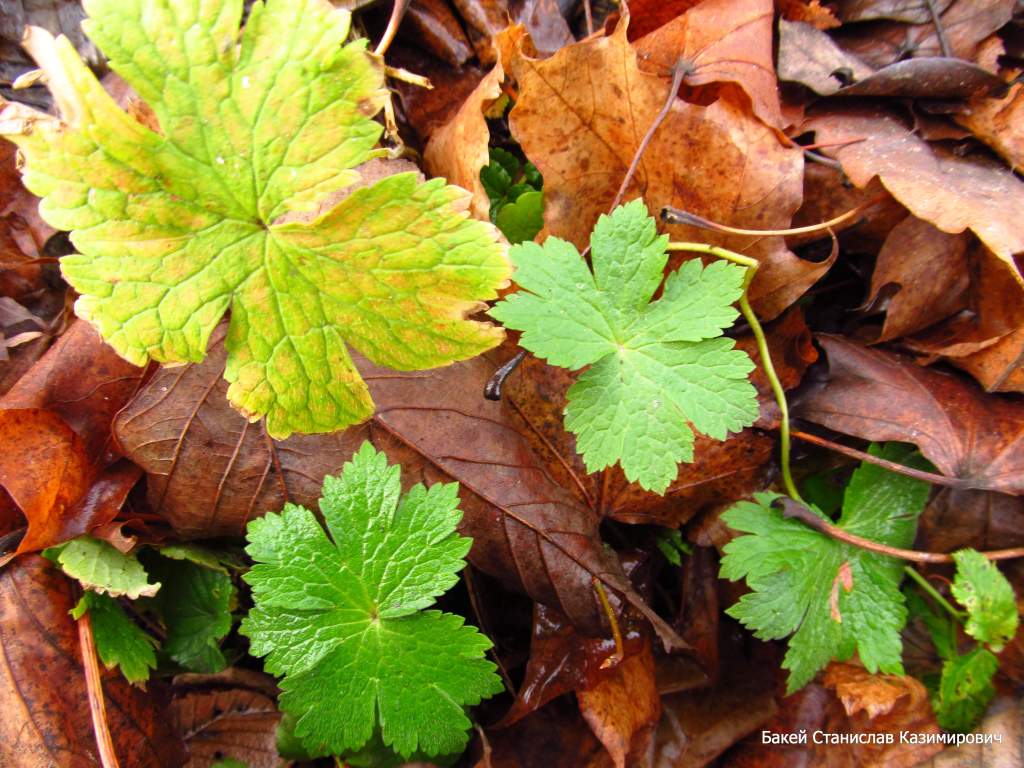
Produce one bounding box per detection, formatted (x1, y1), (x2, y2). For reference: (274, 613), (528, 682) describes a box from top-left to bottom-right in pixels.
(490, 199), (757, 492)
(143, 554), (235, 673)
(241, 442), (502, 757)
(951, 549), (1019, 651)
(157, 543), (245, 573)
(934, 647), (998, 732)
(720, 444), (932, 693)
(495, 190), (543, 244)
(1, 0), (509, 438)
(905, 586), (958, 661)
(48, 536), (160, 599)
(72, 592), (158, 684)
(655, 528), (691, 566)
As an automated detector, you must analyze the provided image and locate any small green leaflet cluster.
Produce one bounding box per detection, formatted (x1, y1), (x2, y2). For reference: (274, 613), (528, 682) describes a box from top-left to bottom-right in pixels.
(46, 538), (237, 683)
(491, 200), (758, 493)
(0, 0), (510, 437)
(481, 148), (544, 244)
(910, 550), (1019, 731)
(720, 444), (931, 693)
(241, 442), (502, 759)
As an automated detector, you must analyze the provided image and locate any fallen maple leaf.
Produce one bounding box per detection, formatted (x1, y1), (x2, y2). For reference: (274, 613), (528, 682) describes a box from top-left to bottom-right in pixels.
(957, 78), (1024, 170)
(508, 20), (823, 320)
(633, 0), (784, 129)
(0, 556), (186, 766)
(795, 336), (1024, 495)
(0, 0), (510, 437)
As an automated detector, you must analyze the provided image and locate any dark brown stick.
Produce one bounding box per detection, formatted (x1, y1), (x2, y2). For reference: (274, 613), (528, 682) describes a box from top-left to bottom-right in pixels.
(776, 497), (1024, 563)
(924, 0), (953, 58)
(791, 430), (971, 489)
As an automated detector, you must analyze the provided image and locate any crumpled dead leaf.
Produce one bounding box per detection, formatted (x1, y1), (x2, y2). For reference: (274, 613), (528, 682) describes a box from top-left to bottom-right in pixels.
(805, 105), (1024, 281)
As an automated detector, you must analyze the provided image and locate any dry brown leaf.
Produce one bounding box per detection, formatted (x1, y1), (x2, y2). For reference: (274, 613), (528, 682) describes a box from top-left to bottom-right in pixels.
(777, 0), (842, 28)
(917, 487), (1024, 554)
(834, 0), (1015, 69)
(509, 21), (822, 319)
(957, 79), (1024, 171)
(919, 696), (1023, 767)
(805, 105), (1024, 281)
(424, 63), (504, 220)
(777, 18), (875, 96)
(633, 0), (783, 129)
(795, 335), (1024, 495)
(868, 215), (970, 341)
(578, 639), (661, 768)
(0, 556), (186, 767)
(171, 669), (282, 768)
(115, 328), (679, 642)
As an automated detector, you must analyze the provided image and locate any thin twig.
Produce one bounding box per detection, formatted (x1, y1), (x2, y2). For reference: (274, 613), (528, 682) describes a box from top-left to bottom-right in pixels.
(608, 60), (689, 213)
(592, 577), (625, 668)
(583, 0), (594, 36)
(662, 193), (887, 239)
(666, 242), (803, 502)
(78, 610), (121, 768)
(924, 0), (953, 58)
(778, 497), (1024, 563)
(374, 0), (411, 57)
(792, 430), (971, 489)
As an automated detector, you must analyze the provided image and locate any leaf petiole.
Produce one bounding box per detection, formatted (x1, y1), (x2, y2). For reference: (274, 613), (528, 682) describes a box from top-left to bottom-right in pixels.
(904, 565), (966, 623)
(666, 241), (803, 502)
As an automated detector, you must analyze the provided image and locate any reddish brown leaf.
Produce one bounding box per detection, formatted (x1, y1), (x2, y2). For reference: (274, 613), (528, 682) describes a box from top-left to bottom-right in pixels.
(652, 641), (778, 767)
(795, 335), (1024, 494)
(0, 408), (91, 554)
(509, 21), (822, 319)
(171, 669), (282, 768)
(805, 105), (1024, 281)
(868, 216), (970, 341)
(577, 638), (661, 768)
(633, 0), (782, 129)
(115, 329), (679, 642)
(483, 698), (614, 768)
(727, 684), (832, 768)
(3, 319), (144, 462)
(403, 0), (475, 66)
(777, 0), (841, 28)
(917, 487), (1024, 554)
(0, 556), (186, 767)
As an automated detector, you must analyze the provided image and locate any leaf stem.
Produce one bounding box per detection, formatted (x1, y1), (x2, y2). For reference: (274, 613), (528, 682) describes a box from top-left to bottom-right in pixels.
(666, 241), (803, 502)
(78, 609), (121, 768)
(904, 565), (965, 622)
(592, 576), (625, 668)
(792, 430), (971, 489)
(779, 496), (1024, 563)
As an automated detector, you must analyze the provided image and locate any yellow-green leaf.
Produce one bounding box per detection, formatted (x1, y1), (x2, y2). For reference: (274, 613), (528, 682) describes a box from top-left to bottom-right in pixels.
(0, 0), (509, 436)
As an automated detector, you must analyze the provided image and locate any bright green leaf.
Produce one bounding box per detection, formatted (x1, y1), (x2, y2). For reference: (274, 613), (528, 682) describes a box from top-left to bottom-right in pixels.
(241, 442), (502, 757)
(158, 543), (245, 574)
(48, 536), (160, 599)
(72, 592), (158, 684)
(144, 553), (235, 673)
(951, 549), (1018, 651)
(490, 199), (757, 492)
(655, 528), (691, 566)
(720, 444), (932, 693)
(934, 647), (998, 733)
(1, 0), (509, 437)
(495, 190), (543, 244)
